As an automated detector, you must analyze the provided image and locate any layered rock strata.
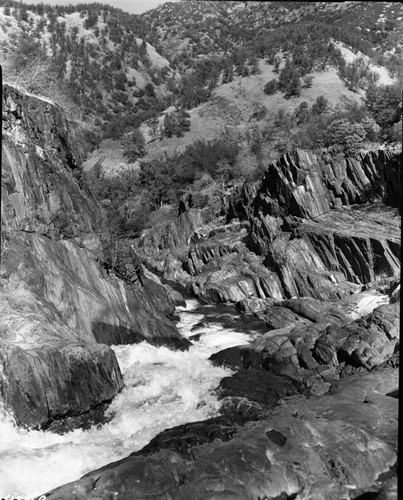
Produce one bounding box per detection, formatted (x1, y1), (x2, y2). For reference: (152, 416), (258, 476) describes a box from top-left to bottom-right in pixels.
(0, 85), (187, 428)
(134, 148), (401, 305)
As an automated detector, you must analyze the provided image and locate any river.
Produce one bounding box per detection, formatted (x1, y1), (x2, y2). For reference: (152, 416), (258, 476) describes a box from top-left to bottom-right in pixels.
(0, 299), (256, 499)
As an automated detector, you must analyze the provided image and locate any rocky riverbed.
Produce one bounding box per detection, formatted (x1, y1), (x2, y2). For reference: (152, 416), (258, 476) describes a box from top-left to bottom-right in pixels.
(0, 85), (400, 499)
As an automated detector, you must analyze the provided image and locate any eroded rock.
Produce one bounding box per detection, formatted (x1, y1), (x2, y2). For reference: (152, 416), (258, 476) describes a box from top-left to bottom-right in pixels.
(1, 85), (189, 428)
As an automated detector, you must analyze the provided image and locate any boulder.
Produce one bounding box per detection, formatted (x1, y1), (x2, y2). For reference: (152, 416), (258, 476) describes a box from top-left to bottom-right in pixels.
(44, 392), (397, 499)
(0, 340), (122, 428)
(313, 303), (399, 370)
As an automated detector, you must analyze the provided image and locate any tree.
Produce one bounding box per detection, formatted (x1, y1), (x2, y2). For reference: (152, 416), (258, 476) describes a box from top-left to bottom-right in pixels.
(222, 63), (234, 83)
(175, 108), (191, 136)
(138, 158), (176, 208)
(163, 112), (176, 138)
(263, 79), (279, 95)
(273, 56), (281, 73)
(115, 71), (127, 91)
(122, 129), (146, 163)
(85, 10), (98, 29)
(286, 74), (301, 97)
(250, 128), (263, 157)
(364, 84), (402, 141)
(295, 101), (310, 124)
(325, 119), (366, 154)
(274, 108), (293, 131)
(302, 75), (314, 88)
(145, 82), (156, 98)
(279, 60), (301, 97)
(311, 95), (330, 115)
(360, 117), (380, 142)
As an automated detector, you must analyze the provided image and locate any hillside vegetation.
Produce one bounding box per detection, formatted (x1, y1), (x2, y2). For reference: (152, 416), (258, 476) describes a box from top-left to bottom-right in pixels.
(0, 0), (401, 259)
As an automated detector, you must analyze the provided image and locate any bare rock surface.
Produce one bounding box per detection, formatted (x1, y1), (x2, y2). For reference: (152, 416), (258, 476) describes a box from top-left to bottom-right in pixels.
(134, 149), (401, 306)
(1, 85), (188, 428)
(43, 367), (397, 500)
(42, 298), (399, 499)
(0, 339), (123, 428)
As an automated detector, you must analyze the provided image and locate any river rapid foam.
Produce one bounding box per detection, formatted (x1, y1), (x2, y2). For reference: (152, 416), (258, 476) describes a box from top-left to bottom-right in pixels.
(0, 299), (252, 498)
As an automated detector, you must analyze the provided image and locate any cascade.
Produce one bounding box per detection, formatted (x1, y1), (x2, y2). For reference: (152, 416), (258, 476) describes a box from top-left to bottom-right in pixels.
(0, 299), (253, 499)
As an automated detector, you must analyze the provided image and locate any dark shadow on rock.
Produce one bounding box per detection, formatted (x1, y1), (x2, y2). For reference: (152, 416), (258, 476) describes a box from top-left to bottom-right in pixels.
(92, 322), (191, 350)
(92, 322), (146, 345)
(218, 368), (300, 407)
(41, 400), (115, 434)
(131, 416), (238, 459)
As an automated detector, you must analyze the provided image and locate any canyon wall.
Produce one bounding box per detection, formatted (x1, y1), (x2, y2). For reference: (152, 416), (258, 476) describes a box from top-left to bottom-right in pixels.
(0, 85), (188, 428)
(135, 148), (401, 304)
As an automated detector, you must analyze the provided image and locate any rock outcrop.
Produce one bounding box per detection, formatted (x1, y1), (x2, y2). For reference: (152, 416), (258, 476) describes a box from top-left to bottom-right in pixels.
(45, 146), (400, 500)
(0, 85), (188, 428)
(134, 148), (401, 305)
(44, 366), (398, 500)
(44, 295), (399, 499)
(253, 148), (401, 219)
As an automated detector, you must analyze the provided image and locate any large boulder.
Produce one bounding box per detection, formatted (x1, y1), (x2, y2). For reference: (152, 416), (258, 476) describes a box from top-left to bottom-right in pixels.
(0, 340), (123, 428)
(43, 367), (398, 499)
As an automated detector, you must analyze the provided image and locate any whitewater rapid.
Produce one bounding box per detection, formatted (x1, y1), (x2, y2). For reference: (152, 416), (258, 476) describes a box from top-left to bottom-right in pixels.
(0, 299), (252, 498)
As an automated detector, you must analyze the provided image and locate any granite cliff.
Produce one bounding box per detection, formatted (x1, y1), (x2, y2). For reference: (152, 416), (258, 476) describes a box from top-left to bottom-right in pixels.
(0, 85), (188, 428)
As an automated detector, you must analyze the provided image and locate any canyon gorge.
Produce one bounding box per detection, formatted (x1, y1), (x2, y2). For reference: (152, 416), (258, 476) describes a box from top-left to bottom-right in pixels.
(0, 80), (400, 499)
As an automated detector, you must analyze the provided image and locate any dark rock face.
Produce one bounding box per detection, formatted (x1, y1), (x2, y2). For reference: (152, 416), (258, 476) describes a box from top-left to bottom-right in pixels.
(0, 341), (122, 428)
(45, 375), (397, 499)
(218, 368), (300, 406)
(0, 85), (188, 428)
(1, 84), (99, 237)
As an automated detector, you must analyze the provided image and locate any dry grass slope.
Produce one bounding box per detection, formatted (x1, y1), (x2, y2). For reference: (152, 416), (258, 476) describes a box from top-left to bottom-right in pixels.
(143, 58), (367, 161)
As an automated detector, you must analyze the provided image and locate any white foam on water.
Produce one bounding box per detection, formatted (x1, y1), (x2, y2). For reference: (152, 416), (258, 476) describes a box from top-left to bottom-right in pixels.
(0, 300), (247, 499)
(176, 299), (252, 358)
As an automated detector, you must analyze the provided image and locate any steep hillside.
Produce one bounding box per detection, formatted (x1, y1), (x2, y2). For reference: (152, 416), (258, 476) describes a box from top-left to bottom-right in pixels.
(142, 60), (369, 161)
(0, 1), (173, 139)
(144, 1), (403, 73)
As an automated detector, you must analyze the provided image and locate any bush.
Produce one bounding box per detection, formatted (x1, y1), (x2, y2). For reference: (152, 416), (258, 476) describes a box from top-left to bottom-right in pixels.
(325, 119), (366, 154)
(263, 79), (279, 95)
(364, 84), (402, 142)
(162, 109), (191, 138)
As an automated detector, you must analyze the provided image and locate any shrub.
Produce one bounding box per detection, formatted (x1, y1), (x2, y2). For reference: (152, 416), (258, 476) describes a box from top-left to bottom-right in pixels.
(263, 79), (279, 95)
(325, 119), (366, 154)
